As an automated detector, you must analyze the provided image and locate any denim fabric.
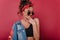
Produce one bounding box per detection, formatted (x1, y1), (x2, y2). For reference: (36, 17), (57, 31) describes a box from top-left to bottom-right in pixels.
(12, 21), (27, 40)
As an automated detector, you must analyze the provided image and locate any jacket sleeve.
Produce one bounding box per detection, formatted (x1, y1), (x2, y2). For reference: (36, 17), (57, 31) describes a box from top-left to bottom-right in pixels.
(12, 23), (18, 40)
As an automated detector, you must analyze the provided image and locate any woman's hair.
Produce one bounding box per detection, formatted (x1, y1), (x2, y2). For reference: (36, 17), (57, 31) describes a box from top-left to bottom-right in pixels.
(17, 0), (33, 14)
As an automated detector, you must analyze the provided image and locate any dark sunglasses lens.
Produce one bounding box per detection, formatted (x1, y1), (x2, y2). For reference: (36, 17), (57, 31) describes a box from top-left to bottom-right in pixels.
(27, 11), (34, 16)
(32, 12), (34, 15)
(28, 11), (30, 15)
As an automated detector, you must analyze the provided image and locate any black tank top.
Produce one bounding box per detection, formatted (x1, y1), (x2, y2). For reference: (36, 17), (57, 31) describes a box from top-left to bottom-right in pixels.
(25, 24), (33, 37)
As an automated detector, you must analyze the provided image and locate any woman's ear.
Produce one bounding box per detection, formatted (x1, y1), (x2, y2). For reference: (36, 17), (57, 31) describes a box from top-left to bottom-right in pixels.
(23, 11), (24, 14)
(17, 13), (20, 15)
(22, 11), (25, 16)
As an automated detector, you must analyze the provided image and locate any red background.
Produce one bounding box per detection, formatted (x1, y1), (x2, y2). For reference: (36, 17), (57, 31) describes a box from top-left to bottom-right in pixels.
(0, 0), (60, 40)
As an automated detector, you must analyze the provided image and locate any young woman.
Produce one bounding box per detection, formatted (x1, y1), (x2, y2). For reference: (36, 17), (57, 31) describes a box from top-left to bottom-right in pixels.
(8, 0), (40, 40)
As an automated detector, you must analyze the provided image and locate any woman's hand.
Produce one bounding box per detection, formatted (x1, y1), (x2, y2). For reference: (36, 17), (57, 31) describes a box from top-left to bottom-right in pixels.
(8, 30), (13, 40)
(25, 16), (35, 25)
(8, 36), (12, 40)
(29, 18), (35, 24)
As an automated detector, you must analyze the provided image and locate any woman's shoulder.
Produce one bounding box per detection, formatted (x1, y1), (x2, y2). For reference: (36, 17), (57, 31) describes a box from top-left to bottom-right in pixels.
(33, 18), (39, 21)
(33, 18), (40, 24)
(12, 20), (21, 27)
(12, 20), (22, 29)
(13, 20), (21, 24)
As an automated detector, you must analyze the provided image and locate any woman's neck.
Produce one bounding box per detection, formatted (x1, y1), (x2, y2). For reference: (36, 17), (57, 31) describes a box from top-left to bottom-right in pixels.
(21, 16), (27, 22)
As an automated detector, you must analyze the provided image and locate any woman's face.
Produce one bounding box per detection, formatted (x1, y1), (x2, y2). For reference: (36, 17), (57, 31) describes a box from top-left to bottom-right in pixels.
(22, 7), (33, 17)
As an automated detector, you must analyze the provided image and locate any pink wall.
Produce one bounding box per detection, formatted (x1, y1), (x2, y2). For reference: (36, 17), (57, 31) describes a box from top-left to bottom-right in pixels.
(0, 0), (60, 40)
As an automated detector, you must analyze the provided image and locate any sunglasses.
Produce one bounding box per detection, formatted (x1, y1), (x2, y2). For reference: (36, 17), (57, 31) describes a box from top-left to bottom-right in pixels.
(27, 11), (34, 16)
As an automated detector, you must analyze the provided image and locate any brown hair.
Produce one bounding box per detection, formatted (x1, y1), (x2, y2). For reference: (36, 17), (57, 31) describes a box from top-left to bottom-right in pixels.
(17, 0), (33, 14)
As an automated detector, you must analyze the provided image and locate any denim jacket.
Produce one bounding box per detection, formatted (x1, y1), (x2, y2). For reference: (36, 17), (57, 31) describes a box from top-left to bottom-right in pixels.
(12, 21), (27, 40)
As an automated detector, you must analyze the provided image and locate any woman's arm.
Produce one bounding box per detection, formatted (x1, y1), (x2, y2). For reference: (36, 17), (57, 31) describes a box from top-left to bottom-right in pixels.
(34, 18), (40, 40)
(8, 30), (13, 40)
(32, 23), (39, 40)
